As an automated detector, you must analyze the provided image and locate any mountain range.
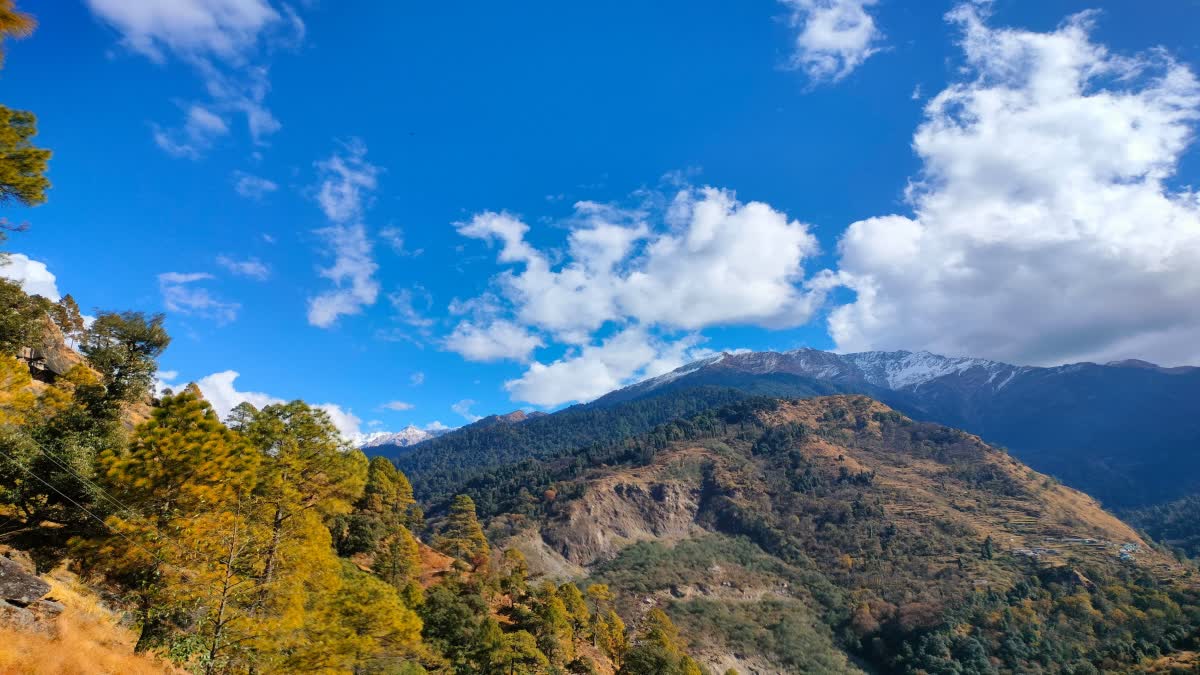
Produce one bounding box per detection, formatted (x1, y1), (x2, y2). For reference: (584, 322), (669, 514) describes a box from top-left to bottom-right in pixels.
(368, 347), (1200, 510)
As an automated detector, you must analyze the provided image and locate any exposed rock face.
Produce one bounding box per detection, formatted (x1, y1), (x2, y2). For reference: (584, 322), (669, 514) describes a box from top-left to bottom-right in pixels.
(0, 555), (50, 606)
(542, 474), (702, 566)
(19, 314), (85, 382)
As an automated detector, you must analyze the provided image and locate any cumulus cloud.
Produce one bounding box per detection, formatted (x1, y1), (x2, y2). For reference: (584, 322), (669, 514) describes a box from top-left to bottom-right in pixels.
(1, 254), (61, 300)
(232, 170), (278, 199)
(504, 328), (713, 407)
(158, 271), (239, 323)
(457, 186), (823, 342)
(443, 320), (544, 363)
(84, 0), (282, 61)
(216, 255), (270, 280)
(307, 142), (382, 328)
(381, 400), (414, 411)
(829, 5), (1200, 367)
(451, 183), (828, 405)
(190, 370), (365, 440)
(85, 0), (300, 155)
(451, 399), (482, 423)
(781, 0), (883, 82)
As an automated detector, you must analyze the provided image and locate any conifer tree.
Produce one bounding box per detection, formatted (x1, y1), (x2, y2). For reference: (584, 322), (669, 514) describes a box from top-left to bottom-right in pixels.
(599, 609), (628, 668)
(534, 581), (575, 665)
(435, 494), (489, 565)
(0, 0), (34, 69)
(87, 390), (262, 658)
(559, 582), (591, 634)
(80, 311), (170, 408)
(620, 608), (703, 675)
(498, 630), (549, 675)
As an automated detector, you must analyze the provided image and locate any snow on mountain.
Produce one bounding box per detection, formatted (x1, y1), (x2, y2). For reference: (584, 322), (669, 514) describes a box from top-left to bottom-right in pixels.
(355, 424), (451, 449)
(624, 347), (1029, 397)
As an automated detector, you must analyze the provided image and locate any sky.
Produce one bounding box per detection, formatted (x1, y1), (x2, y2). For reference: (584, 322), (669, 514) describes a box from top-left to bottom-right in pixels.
(3, 0), (1200, 440)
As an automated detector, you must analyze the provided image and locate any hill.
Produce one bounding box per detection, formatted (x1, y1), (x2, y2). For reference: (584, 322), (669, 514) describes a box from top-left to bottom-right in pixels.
(479, 395), (1200, 673)
(375, 348), (1200, 512)
(609, 349), (1200, 509)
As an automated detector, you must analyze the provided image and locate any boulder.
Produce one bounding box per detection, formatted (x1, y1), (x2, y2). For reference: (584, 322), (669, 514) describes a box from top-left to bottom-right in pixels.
(0, 601), (36, 628)
(0, 555), (50, 606)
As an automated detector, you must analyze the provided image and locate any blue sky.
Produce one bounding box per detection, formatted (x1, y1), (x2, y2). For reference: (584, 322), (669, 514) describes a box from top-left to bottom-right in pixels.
(4, 0), (1200, 439)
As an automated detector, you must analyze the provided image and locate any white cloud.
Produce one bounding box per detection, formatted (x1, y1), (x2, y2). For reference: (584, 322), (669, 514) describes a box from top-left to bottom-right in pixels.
(424, 420), (451, 432)
(1, 254), (61, 301)
(443, 320), (544, 363)
(456, 186), (824, 345)
(233, 171), (278, 199)
(85, 0), (300, 156)
(84, 0), (282, 62)
(190, 369), (365, 439)
(158, 271), (239, 323)
(410, 371), (425, 386)
(307, 142), (382, 328)
(194, 370), (282, 418)
(781, 0), (882, 82)
(504, 328), (712, 407)
(451, 182), (828, 405)
(380, 226), (406, 254)
(216, 254), (270, 280)
(451, 399), (482, 423)
(314, 140), (379, 223)
(381, 400), (414, 411)
(152, 104), (229, 158)
(829, 5), (1200, 367)
(315, 403), (364, 440)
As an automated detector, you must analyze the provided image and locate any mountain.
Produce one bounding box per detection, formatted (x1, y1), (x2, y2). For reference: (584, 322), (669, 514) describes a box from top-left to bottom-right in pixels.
(598, 348), (1200, 508)
(485, 395), (1200, 673)
(356, 424), (450, 450)
(375, 347), (1200, 514)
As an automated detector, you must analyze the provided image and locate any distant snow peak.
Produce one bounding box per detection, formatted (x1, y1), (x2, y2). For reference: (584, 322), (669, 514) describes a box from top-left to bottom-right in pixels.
(622, 346), (1026, 397)
(356, 424), (449, 449)
(842, 350), (1008, 390)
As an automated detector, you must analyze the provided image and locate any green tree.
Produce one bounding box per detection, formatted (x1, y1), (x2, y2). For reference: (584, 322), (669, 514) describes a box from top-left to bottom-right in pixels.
(0, 0), (34, 69)
(0, 105), (49, 211)
(85, 390), (262, 660)
(48, 294), (84, 344)
(559, 582), (590, 634)
(80, 311), (170, 407)
(496, 630), (549, 675)
(434, 494), (490, 565)
(982, 535), (995, 560)
(620, 608), (704, 675)
(500, 547), (529, 604)
(533, 581), (575, 665)
(0, 278), (51, 355)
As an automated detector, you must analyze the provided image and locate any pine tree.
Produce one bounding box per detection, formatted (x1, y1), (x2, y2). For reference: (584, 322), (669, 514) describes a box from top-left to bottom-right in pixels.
(0, 104), (49, 212)
(534, 581), (575, 665)
(498, 630), (549, 674)
(599, 609), (628, 668)
(435, 494), (490, 565)
(0, 0), (34, 69)
(620, 608), (703, 675)
(80, 311), (170, 408)
(86, 390), (262, 659)
(559, 582), (591, 634)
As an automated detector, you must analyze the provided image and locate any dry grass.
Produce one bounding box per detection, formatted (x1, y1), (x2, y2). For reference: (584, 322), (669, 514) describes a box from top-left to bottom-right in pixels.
(0, 566), (178, 675)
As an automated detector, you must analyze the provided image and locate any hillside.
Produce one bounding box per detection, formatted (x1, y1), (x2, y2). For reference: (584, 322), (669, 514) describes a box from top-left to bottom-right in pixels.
(609, 349), (1200, 509)
(483, 396), (1200, 673)
(378, 348), (1200, 514)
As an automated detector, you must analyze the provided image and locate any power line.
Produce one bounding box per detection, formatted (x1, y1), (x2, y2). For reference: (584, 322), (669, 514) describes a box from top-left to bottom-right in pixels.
(0, 443), (171, 567)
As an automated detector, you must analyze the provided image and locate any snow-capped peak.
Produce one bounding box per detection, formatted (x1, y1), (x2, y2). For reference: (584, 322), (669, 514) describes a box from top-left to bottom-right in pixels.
(355, 424), (451, 449)
(841, 350), (1013, 390)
